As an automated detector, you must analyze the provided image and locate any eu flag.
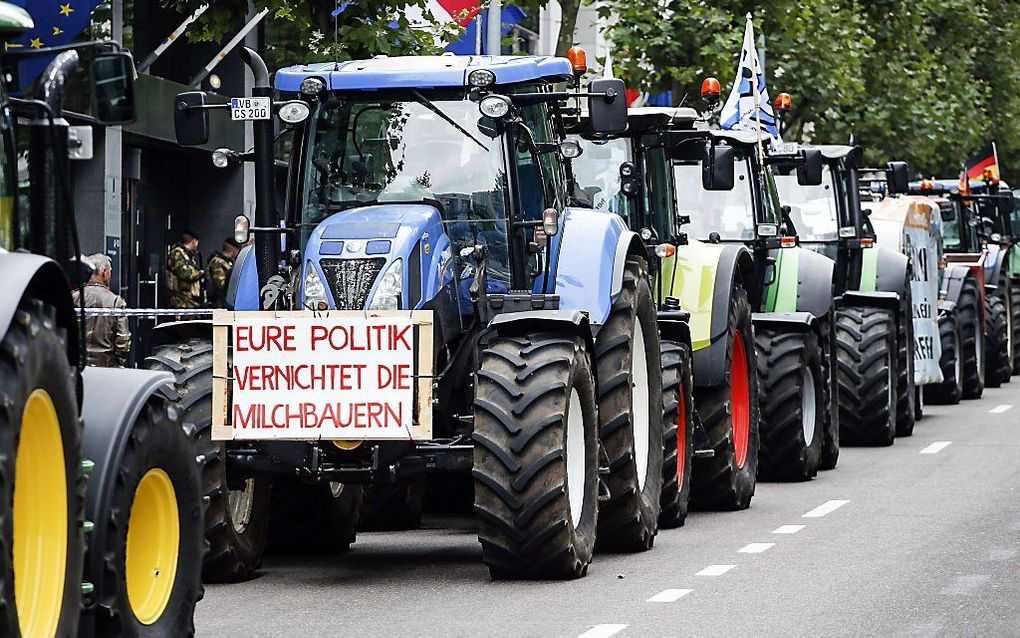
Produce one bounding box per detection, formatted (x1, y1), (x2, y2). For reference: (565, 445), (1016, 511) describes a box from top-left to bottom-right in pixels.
(4, 0), (103, 92)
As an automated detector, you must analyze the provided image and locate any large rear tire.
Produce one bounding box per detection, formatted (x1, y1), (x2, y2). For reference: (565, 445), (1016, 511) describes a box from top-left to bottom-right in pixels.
(658, 341), (694, 529)
(473, 333), (599, 579)
(92, 389), (205, 637)
(145, 338), (271, 583)
(0, 299), (83, 638)
(594, 258), (663, 551)
(1009, 281), (1020, 375)
(924, 309), (963, 405)
(819, 318), (839, 470)
(835, 306), (897, 446)
(959, 276), (985, 399)
(358, 479), (424, 532)
(895, 296), (916, 436)
(269, 479), (362, 554)
(984, 280), (1011, 387)
(691, 284), (759, 511)
(756, 328), (824, 481)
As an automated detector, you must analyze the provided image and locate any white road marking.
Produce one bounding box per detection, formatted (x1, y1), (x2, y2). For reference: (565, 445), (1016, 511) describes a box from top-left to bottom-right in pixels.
(920, 441), (952, 454)
(696, 564), (736, 576)
(578, 624), (628, 638)
(802, 500), (850, 518)
(990, 404), (1012, 414)
(772, 524), (806, 534)
(646, 588), (693, 603)
(738, 542), (775, 553)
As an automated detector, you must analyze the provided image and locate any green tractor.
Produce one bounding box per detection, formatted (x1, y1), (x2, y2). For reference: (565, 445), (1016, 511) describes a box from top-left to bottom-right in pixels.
(767, 145), (921, 442)
(0, 6), (203, 635)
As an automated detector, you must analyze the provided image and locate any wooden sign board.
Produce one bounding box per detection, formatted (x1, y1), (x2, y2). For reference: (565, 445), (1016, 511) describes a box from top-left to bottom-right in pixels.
(211, 310), (433, 441)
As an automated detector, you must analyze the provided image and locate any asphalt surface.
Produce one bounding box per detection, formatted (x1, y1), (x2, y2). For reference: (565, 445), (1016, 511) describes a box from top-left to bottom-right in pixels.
(195, 382), (1020, 637)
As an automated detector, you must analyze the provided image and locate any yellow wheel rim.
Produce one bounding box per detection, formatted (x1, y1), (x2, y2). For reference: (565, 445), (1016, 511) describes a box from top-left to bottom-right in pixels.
(125, 468), (179, 625)
(13, 389), (68, 638)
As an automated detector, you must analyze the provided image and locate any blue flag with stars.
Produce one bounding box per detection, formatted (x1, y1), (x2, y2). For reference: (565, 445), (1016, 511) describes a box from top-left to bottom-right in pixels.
(4, 0), (103, 92)
(719, 14), (781, 143)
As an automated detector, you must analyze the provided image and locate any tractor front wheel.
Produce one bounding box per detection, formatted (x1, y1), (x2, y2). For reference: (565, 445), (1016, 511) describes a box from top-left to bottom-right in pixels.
(691, 284), (759, 511)
(473, 332), (599, 579)
(658, 341), (694, 529)
(1009, 281), (1020, 375)
(0, 299), (83, 638)
(984, 280), (1011, 388)
(756, 328), (824, 481)
(924, 310), (963, 405)
(959, 276), (985, 399)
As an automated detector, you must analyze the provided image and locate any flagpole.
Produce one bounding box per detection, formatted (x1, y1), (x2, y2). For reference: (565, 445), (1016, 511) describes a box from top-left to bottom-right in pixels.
(747, 14), (765, 166)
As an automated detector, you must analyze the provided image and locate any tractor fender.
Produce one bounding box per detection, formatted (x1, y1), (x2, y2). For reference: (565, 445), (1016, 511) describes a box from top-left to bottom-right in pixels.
(984, 244), (1007, 289)
(487, 309), (597, 380)
(78, 366), (175, 633)
(838, 290), (901, 312)
(875, 245), (910, 297)
(657, 310), (692, 350)
(555, 208), (642, 326)
(940, 263), (977, 306)
(226, 244), (260, 311)
(751, 311), (817, 334)
(791, 247), (834, 319)
(0, 252), (79, 363)
(693, 244), (755, 388)
(151, 319), (214, 349)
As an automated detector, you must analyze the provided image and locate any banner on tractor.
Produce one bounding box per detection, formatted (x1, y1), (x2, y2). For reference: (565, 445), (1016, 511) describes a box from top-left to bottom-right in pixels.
(211, 310), (434, 441)
(870, 197), (944, 385)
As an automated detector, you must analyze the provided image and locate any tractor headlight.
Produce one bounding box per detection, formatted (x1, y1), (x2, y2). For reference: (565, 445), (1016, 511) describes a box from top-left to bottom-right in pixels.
(369, 258), (403, 310)
(304, 261), (328, 309)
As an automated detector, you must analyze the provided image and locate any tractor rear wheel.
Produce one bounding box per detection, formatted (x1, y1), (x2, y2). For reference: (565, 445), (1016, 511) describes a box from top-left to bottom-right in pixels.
(473, 332), (598, 579)
(924, 310), (963, 404)
(835, 306), (897, 446)
(594, 258), (663, 551)
(358, 479), (424, 532)
(92, 389), (204, 636)
(959, 276), (985, 399)
(691, 284), (759, 511)
(658, 341), (694, 529)
(755, 328), (824, 481)
(819, 318), (839, 471)
(1010, 281), (1020, 374)
(269, 479), (362, 554)
(0, 299), (83, 638)
(984, 281), (1011, 387)
(895, 296), (916, 436)
(145, 338), (271, 583)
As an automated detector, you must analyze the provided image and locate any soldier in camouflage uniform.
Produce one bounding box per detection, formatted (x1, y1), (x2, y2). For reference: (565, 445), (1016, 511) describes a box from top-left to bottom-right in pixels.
(72, 253), (132, 367)
(206, 237), (241, 308)
(166, 229), (203, 309)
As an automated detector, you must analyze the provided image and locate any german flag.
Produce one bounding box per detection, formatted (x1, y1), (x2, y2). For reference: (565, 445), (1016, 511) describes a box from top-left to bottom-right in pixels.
(964, 143), (999, 181)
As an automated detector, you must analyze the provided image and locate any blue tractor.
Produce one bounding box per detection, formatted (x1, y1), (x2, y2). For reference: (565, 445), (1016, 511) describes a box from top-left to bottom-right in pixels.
(152, 49), (687, 580)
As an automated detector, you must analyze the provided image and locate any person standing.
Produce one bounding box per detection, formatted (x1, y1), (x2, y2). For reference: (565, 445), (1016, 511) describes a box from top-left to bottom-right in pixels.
(166, 228), (203, 309)
(206, 237), (241, 308)
(72, 253), (131, 367)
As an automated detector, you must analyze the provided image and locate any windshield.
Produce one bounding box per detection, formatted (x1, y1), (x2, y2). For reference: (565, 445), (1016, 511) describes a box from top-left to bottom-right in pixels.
(301, 92), (507, 227)
(773, 165), (839, 241)
(673, 160), (755, 241)
(571, 136), (634, 223)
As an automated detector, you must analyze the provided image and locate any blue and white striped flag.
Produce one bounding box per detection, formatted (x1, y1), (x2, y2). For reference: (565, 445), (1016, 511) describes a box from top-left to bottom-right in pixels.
(719, 14), (781, 143)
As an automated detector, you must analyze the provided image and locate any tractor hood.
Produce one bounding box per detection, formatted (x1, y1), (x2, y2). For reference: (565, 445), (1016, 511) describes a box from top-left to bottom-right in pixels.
(302, 203), (452, 311)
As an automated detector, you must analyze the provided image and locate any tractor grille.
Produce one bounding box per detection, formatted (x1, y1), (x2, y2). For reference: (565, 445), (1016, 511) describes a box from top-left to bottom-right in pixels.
(319, 258), (386, 310)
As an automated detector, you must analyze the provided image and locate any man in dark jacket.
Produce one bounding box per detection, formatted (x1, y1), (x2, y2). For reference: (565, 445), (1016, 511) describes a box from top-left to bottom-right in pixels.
(72, 253), (131, 367)
(206, 237), (241, 308)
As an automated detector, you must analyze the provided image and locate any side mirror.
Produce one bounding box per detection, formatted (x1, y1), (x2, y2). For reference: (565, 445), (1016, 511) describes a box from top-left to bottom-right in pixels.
(587, 78), (627, 134)
(91, 52), (137, 125)
(886, 161), (909, 195)
(702, 144), (735, 191)
(174, 91), (210, 146)
(997, 195), (1015, 215)
(797, 149), (823, 186)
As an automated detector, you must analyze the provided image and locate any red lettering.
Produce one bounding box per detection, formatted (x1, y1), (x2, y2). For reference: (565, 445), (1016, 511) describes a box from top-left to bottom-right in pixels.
(392, 324), (411, 350)
(233, 403), (257, 428)
(310, 325), (328, 350)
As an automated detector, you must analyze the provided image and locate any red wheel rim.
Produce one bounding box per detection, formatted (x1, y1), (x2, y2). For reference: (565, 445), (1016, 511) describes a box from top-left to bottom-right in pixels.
(676, 388), (687, 489)
(731, 331), (751, 468)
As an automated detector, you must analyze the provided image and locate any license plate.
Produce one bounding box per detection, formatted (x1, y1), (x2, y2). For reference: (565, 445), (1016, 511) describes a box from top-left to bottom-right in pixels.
(230, 97), (271, 121)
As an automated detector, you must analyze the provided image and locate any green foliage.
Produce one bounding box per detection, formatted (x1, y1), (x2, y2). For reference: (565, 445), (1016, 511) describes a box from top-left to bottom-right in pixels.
(165, 0), (465, 70)
(600, 0), (1020, 182)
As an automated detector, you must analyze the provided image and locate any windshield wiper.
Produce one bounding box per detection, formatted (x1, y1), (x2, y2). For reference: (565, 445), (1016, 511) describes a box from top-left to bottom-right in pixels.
(408, 89), (488, 152)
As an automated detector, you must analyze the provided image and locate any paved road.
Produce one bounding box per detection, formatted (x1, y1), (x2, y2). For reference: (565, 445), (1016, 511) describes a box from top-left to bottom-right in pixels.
(195, 382), (1020, 637)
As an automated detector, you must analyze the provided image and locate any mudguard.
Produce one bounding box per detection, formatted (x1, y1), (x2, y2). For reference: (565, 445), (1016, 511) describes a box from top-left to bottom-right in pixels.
(941, 262), (983, 306)
(78, 367), (176, 636)
(751, 311), (815, 333)
(875, 245), (909, 297)
(838, 290), (900, 311)
(984, 243), (1007, 288)
(487, 309), (596, 372)
(766, 247), (834, 319)
(555, 208), (643, 326)
(151, 319), (214, 348)
(225, 244), (257, 310)
(0, 252), (79, 362)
